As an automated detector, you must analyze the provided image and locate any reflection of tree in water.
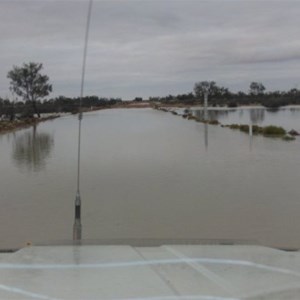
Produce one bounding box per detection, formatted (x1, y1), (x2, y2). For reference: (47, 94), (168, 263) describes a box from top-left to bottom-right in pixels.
(194, 109), (232, 121)
(249, 108), (265, 124)
(239, 109), (244, 118)
(266, 108), (280, 113)
(12, 126), (54, 172)
(204, 122), (208, 150)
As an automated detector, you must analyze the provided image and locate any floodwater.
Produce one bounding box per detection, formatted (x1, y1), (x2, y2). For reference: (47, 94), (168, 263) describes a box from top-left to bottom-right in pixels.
(184, 105), (300, 132)
(0, 108), (300, 249)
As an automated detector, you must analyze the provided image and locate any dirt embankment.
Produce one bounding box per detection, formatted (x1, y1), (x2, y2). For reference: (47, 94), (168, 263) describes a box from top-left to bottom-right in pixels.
(113, 102), (152, 108)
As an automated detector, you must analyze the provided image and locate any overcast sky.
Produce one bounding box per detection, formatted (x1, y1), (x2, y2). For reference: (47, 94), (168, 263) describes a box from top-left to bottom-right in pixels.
(1, 0), (300, 100)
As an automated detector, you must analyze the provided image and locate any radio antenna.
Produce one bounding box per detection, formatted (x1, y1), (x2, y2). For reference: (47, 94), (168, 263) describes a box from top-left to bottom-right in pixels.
(73, 0), (93, 241)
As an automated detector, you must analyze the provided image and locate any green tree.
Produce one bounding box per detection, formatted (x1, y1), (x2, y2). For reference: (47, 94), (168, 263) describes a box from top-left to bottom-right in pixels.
(194, 81), (218, 98)
(193, 81), (230, 106)
(7, 62), (52, 118)
(249, 82), (265, 96)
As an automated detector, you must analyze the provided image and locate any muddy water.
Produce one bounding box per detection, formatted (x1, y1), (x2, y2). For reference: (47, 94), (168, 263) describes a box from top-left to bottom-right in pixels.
(0, 108), (300, 249)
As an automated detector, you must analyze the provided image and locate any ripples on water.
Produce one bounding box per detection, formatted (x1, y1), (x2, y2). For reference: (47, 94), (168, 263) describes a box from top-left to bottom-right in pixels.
(0, 108), (299, 249)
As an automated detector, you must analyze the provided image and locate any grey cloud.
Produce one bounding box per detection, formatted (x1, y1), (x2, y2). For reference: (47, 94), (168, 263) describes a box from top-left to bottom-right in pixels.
(1, 0), (300, 99)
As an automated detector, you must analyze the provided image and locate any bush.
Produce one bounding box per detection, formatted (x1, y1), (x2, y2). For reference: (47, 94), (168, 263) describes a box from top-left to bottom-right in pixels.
(224, 123), (293, 141)
(262, 125), (286, 136)
(239, 125), (249, 133)
(227, 101), (238, 108)
(261, 98), (287, 108)
(228, 124), (240, 130)
(208, 120), (219, 125)
(252, 125), (263, 134)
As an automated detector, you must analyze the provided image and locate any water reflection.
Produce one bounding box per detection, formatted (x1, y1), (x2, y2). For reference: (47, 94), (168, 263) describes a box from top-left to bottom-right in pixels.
(188, 107), (300, 131)
(12, 126), (54, 172)
(204, 123), (208, 150)
(248, 109), (264, 151)
(249, 109), (265, 124)
(249, 123), (253, 151)
(239, 109), (244, 118)
(195, 120), (209, 150)
(193, 109), (236, 122)
(193, 107), (267, 124)
(266, 108), (280, 113)
(290, 107), (300, 114)
(1, 108), (300, 249)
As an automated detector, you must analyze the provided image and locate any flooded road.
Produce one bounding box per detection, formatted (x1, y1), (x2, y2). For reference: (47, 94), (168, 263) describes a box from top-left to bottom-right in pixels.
(0, 108), (300, 249)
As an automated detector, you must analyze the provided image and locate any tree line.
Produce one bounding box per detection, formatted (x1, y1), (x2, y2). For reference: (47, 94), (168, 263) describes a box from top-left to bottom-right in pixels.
(2, 62), (300, 120)
(0, 95), (122, 119)
(1, 62), (122, 119)
(151, 81), (300, 108)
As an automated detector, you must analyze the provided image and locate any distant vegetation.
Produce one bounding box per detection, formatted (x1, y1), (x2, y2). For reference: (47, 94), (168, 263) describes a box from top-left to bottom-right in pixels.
(2, 62), (300, 121)
(151, 81), (300, 108)
(0, 95), (123, 118)
(1, 62), (123, 120)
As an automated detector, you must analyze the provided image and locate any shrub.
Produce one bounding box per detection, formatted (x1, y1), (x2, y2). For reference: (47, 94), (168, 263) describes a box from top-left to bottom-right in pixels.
(228, 124), (240, 130)
(208, 120), (219, 125)
(263, 125), (286, 136)
(227, 101), (238, 108)
(239, 125), (249, 132)
(252, 125), (263, 134)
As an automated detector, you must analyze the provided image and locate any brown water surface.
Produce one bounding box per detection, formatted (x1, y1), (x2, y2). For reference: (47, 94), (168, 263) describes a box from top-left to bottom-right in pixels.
(0, 108), (299, 249)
